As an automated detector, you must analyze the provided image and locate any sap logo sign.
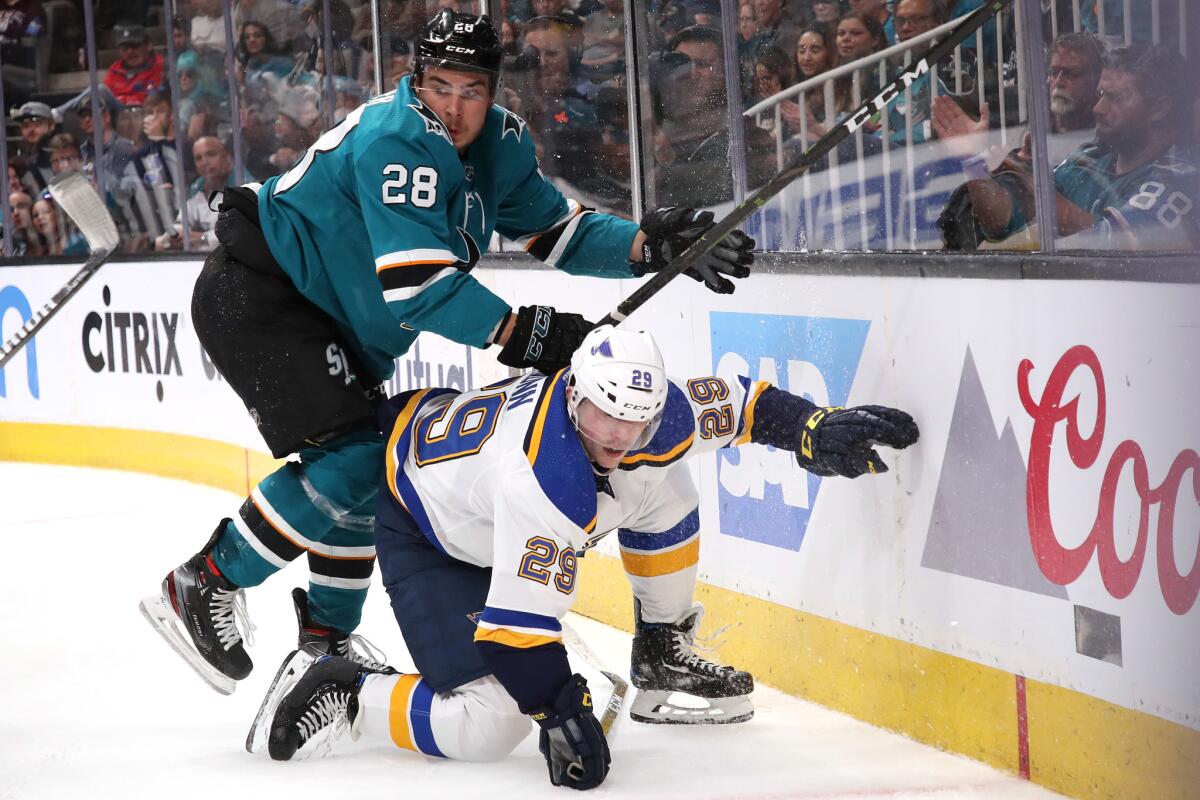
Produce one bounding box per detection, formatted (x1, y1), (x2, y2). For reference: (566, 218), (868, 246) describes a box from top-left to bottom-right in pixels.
(0, 285), (40, 400)
(711, 312), (870, 551)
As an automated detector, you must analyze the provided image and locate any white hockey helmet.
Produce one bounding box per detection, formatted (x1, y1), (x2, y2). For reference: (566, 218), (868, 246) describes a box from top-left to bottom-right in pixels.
(567, 325), (668, 448)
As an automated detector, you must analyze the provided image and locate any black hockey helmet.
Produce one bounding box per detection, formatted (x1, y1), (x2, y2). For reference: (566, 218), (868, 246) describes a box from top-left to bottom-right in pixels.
(414, 10), (503, 92)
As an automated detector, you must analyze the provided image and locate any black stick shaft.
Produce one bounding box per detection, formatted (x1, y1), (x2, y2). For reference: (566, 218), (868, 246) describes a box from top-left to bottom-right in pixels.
(600, 0), (1009, 326)
(0, 251), (112, 369)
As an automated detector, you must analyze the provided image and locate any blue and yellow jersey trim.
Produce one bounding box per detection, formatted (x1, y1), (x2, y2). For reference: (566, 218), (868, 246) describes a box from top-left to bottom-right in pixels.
(521, 370), (596, 531)
(734, 377), (771, 446)
(618, 510), (701, 577)
(619, 382), (696, 470)
(387, 674), (446, 758)
(473, 606), (563, 649)
(382, 387), (459, 552)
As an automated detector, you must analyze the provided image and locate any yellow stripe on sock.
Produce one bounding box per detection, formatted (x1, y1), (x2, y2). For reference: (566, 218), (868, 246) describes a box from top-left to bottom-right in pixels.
(388, 673), (421, 752)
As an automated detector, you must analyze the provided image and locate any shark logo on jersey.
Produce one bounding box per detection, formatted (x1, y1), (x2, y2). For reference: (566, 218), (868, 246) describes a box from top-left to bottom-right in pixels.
(711, 312), (870, 551)
(500, 107), (527, 142)
(407, 97), (454, 146)
(455, 227), (482, 271)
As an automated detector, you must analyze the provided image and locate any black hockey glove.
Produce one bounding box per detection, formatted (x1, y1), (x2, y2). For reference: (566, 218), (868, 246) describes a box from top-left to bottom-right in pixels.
(497, 305), (594, 375)
(635, 207), (755, 294)
(531, 674), (611, 791)
(796, 405), (920, 478)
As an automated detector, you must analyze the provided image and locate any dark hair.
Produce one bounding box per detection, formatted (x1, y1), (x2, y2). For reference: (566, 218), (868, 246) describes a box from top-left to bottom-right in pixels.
(1104, 44), (1195, 132)
(669, 24), (724, 53)
(144, 87), (173, 112)
(795, 23), (836, 76)
(755, 45), (794, 88)
(238, 20), (280, 63)
(1050, 31), (1105, 76)
(838, 11), (887, 56)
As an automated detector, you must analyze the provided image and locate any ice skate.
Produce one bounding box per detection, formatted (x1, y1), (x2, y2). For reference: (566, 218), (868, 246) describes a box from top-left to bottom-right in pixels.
(249, 651), (376, 760)
(291, 587), (389, 669)
(629, 601), (754, 724)
(139, 520), (254, 695)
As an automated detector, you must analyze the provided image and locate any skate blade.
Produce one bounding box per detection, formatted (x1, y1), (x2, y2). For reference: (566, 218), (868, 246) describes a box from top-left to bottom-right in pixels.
(139, 593), (237, 696)
(629, 689), (754, 725)
(246, 649), (315, 754)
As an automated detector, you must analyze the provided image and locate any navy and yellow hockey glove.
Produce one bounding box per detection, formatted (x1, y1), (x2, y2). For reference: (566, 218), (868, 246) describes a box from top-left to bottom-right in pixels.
(497, 305), (594, 375)
(796, 405), (920, 478)
(635, 207), (754, 294)
(531, 674), (611, 791)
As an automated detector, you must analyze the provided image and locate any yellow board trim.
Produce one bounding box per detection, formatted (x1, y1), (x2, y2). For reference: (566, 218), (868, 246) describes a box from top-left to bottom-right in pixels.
(5, 421), (1197, 800)
(0, 422), (282, 494)
(388, 673), (420, 752)
(574, 552), (1200, 800)
(473, 626), (561, 649)
(620, 537), (700, 577)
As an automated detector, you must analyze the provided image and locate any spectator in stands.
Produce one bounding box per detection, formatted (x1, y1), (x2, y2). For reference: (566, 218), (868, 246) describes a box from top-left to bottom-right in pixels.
(9, 101), (56, 193)
(238, 20), (294, 81)
(779, 24), (838, 137)
(234, 0), (307, 54)
(522, 16), (598, 184)
(190, 0), (227, 55)
(46, 133), (82, 176)
(1047, 32), (1105, 135)
(874, 0), (956, 145)
(836, 11), (886, 64)
(388, 40), (412, 88)
(176, 51), (220, 144)
(155, 136), (239, 252)
(32, 196), (87, 256)
(810, 0), (841, 24)
(749, 0), (803, 60)
(849, 0), (893, 42)
(5, 189), (43, 256)
(0, 0), (46, 108)
(751, 45), (794, 107)
(942, 44), (1198, 251)
(132, 88), (185, 241)
(104, 24), (165, 107)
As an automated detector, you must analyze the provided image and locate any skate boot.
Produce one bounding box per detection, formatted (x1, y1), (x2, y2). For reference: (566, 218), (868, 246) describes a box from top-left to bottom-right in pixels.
(139, 520), (254, 695)
(291, 588), (389, 669)
(246, 651), (375, 760)
(629, 600), (754, 724)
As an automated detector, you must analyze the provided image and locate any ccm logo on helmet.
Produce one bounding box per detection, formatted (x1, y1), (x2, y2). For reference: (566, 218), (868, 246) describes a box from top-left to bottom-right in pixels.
(447, 45), (477, 54)
(624, 402), (653, 411)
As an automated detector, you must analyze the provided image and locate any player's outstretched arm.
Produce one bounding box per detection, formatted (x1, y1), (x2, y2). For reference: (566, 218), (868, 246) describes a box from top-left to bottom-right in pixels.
(749, 388), (920, 479)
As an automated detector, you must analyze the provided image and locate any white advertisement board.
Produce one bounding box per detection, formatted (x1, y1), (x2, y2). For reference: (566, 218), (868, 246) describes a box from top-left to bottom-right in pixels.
(2, 258), (1197, 733)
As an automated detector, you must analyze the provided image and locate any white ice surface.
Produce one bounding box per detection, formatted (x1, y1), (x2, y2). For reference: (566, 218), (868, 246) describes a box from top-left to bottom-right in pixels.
(1, 463), (1064, 800)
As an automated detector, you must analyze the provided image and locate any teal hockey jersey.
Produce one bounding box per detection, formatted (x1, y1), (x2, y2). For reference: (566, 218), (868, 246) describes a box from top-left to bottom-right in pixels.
(255, 77), (640, 381)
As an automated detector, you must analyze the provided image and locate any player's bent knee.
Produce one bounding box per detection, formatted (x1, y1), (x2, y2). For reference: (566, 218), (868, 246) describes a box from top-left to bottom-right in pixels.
(436, 677), (532, 762)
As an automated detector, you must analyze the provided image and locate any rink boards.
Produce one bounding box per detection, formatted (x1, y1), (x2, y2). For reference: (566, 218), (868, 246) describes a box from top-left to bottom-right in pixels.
(1, 257), (1197, 800)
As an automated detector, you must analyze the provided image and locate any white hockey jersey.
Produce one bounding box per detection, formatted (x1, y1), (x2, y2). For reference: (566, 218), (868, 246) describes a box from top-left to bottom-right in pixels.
(379, 368), (769, 653)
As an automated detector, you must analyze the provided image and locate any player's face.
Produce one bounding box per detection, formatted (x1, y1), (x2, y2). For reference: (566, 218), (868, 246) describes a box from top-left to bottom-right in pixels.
(574, 399), (650, 471)
(1093, 69), (1154, 150)
(415, 67), (493, 152)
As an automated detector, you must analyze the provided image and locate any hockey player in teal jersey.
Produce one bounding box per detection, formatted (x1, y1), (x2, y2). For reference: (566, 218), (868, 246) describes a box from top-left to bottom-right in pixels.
(139, 9), (756, 695)
(247, 326), (919, 789)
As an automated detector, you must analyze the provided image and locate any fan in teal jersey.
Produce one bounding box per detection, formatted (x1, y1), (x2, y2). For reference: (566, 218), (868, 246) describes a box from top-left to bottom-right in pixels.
(956, 44), (1197, 252)
(139, 9), (757, 697)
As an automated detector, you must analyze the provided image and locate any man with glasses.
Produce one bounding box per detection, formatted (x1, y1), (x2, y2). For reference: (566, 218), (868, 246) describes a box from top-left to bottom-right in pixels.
(142, 9), (755, 699)
(103, 24), (164, 107)
(7, 101), (55, 194)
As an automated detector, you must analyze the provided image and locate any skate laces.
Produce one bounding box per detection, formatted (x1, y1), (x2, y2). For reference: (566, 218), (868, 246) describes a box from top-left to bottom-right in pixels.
(296, 689), (353, 758)
(669, 611), (735, 676)
(337, 633), (388, 671)
(211, 587), (257, 651)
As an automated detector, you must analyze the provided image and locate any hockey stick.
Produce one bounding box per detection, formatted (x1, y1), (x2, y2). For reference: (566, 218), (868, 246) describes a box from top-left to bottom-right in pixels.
(561, 619), (629, 736)
(598, 0), (1010, 326)
(0, 170), (120, 369)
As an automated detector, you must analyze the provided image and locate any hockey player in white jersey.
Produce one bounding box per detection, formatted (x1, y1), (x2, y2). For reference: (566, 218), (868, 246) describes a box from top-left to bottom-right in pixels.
(249, 326), (919, 790)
